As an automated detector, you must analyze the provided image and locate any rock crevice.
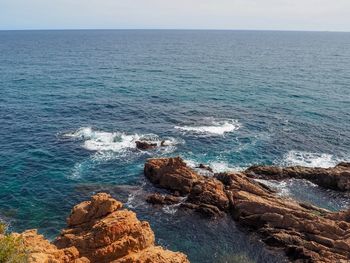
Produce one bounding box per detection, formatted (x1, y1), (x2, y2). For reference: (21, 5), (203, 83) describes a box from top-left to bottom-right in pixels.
(13, 193), (189, 263)
(144, 157), (350, 262)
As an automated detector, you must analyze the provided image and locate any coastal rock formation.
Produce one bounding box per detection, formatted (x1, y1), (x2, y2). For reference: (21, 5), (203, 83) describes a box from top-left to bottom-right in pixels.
(145, 157), (200, 195)
(15, 193), (189, 263)
(145, 157), (350, 262)
(12, 229), (85, 263)
(135, 140), (158, 150)
(245, 162), (350, 191)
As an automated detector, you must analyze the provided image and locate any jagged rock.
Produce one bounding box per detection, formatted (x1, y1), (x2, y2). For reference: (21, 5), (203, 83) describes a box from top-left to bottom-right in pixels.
(135, 141), (157, 150)
(145, 157), (200, 194)
(12, 193), (188, 263)
(54, 193), (189, 263)
(145, 157), (350, 262)
(14, 229), (86, 263)
(144, 157), (229, 216)
(146, 193), (182, 205)
(245, 163), (350, 191)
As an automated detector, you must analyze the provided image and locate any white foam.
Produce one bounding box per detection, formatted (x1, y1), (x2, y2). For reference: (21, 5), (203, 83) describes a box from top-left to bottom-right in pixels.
(70, 162), (84, 179)
(184, 159), (245, 174)
(175, 119), (241, 136)
(280, 151), (346, 168)
(255, 179), (291, 196)
(125, 193), (136, 209)
(209, 161), (235, 173)
(184, 159), (198, 169)
(64, 127), (180, 153)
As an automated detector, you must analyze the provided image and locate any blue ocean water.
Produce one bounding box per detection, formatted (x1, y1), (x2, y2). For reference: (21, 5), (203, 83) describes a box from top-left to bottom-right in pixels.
(0, 30), (350, 262)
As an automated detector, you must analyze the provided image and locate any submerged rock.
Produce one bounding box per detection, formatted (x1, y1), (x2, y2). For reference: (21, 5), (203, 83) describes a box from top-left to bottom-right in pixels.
(12, 193), (189, 263)
(145, 157), (350, 262)
(244, 162), (350, 191)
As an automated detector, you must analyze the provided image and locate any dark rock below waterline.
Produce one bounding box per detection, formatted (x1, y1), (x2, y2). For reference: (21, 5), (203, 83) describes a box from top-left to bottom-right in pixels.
(144, 157), (350, 263)
(244, 162), (350, 191)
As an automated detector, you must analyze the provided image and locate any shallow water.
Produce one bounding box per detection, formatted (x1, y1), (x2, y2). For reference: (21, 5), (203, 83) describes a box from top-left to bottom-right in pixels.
(0, 30), (350, 262)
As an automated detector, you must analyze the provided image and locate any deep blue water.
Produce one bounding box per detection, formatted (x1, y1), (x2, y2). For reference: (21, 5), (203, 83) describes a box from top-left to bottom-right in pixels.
(0, 30), (350, 262)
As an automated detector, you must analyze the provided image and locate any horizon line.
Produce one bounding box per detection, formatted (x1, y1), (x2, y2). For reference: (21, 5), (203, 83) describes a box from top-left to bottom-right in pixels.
(1, 28), (350, 33)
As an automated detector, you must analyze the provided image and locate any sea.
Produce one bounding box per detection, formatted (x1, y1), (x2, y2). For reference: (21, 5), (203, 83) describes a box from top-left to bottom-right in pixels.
(0, 30), (350, 262)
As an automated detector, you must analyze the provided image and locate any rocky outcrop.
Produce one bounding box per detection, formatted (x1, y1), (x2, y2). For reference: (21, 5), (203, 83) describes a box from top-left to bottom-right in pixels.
(12, 229), (86, 263)
(245, 162), (350, 191)
(135, 141), (158, 150)
(145, 157), (229, 217)
(145, 157), (200, 195)
(145, 157), (350, 262)
(16, 193), (189, 263)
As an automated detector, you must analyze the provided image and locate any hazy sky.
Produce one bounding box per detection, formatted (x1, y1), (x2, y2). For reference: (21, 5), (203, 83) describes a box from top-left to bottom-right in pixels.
(1, 0), (350, 31)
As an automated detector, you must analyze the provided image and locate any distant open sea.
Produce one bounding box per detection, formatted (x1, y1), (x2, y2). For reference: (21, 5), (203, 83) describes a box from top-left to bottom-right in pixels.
(0, 30), (350, 262)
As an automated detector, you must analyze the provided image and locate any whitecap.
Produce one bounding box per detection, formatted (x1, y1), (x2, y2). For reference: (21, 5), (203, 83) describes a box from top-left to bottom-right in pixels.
(175, 119), (241, 136)
(279, 150), (347, 168)
(63, 127), (181, 153)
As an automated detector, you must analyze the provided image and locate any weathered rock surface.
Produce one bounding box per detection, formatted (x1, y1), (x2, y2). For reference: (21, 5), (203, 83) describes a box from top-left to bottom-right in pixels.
(145, 157), (350, 262)
(245, 162), (350, 191)
(145, 157), (200, 195)
(15, 193), (189, 263)
(14, 229), (86, 263)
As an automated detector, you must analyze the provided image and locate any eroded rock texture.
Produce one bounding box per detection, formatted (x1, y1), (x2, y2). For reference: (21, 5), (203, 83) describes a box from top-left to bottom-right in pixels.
(145, 157), (350, 263)
(245, 162), (350, 191)
(15, 193), (189, 263)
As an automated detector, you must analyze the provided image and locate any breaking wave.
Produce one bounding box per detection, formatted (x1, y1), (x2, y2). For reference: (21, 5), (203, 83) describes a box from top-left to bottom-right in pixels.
(63, 127), (181, 153)
(278, 150), (348, 168)
(63, 127), (183, 179)
(175, 119), (241, 136)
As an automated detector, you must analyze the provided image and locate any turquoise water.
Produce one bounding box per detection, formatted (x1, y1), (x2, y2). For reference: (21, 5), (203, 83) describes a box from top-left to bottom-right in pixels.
(0, 30), (350, 262)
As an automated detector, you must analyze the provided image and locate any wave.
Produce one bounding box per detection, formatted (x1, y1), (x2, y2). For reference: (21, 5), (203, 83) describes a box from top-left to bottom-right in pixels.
(64, 127), (181, 153)
(175, 119), (241, 136)
(184, 159), (244, 174)
(279, 150), (348, 168)
(64, 127), (182, 179)
(256, 178), (349, 211)
(209, 161), (239, 173)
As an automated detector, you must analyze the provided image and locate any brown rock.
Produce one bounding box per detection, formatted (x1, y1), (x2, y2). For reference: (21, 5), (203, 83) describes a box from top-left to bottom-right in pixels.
(67, 193), (122, 226)
(12, 193), (189, 263)
(146, 193), (183, 205)
(15, 229), (84, 263)
(55, 193), (189, 263)
(145, 157), (350, 262)
(144, 157), (199, 194)
(245, 163), (350, 191)
(144, 157), (229, 216)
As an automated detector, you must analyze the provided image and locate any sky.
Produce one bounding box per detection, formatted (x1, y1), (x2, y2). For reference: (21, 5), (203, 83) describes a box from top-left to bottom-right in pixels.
(1, 0), (350, 31)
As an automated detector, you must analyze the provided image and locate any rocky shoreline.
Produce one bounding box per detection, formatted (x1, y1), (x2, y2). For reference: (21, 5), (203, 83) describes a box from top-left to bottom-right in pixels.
(144, 157), (350, 262)
(4, 193), (189, 263)
(1, 157), (349, 262)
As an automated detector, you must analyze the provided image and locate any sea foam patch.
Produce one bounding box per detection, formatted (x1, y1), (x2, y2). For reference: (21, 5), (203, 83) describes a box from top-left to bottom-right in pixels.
(279, 150), (348, 168)
(64, 127), (183, 179)
(175, 119), (241, 136)
(64, 127), (181, 153)
(184, 159), (244, 174)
